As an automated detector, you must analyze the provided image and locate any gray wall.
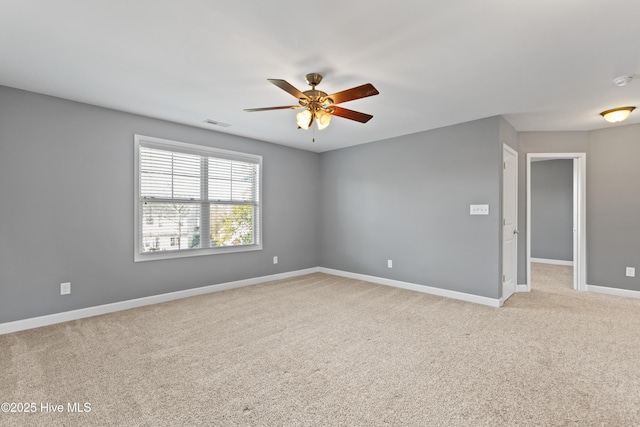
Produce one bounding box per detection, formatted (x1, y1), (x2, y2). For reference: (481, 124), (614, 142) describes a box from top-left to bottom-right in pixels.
(319, 117), (503, 299)
(500, 117), (518, 152)
(518, 126), (640, 292)
(587, 125), (640, 291)
(0, 86), (321, 323)
(530, 160), (573, 261)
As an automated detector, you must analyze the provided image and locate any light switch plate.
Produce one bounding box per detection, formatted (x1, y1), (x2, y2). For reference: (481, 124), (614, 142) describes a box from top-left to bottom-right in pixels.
(626, 267), (635, 277)
(470, 204), (489, 215)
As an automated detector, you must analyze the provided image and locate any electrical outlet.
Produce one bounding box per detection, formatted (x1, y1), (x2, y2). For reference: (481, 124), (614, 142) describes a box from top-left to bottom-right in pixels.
(387, 259), (393, 268)
(273, 256), (278, 265)
(60, 282), (71, 295)
(626, 267), (635, 277)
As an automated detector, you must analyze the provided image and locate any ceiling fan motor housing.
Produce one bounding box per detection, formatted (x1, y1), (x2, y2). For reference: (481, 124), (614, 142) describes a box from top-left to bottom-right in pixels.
(305, 73), (323, 87)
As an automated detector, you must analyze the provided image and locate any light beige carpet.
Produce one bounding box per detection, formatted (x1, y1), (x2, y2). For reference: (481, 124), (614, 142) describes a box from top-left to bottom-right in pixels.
(2, 265), (640, 426)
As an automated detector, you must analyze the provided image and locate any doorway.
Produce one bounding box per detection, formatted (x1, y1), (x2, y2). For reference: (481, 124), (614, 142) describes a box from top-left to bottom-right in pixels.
(526, 153), (586, 292)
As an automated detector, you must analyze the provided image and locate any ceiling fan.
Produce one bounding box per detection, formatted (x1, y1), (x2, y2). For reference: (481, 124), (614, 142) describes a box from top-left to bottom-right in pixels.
(244, 73), (379, 133)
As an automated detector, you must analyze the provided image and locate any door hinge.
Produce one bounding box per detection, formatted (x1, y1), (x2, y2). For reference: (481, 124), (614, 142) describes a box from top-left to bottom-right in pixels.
(502, 274), (506, 282)
(503, 162), (506, 170)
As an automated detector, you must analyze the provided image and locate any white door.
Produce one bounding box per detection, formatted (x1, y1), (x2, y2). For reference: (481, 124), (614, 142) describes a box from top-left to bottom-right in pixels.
(502, 145), (518, 302)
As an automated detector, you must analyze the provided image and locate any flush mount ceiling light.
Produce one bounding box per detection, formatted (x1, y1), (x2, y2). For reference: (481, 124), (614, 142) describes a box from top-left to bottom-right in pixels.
(600, 106), (636, 123)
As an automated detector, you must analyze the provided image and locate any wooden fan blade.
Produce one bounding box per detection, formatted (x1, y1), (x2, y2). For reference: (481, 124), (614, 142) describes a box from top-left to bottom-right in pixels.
(244, 105), (301, 112)
(331, 106), (373, 123)
(328, 83), (379, 105)
(268, 79), (307, 99)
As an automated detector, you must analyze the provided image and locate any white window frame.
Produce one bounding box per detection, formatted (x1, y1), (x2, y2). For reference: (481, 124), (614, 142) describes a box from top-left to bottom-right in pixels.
(134, 134), (262, 262)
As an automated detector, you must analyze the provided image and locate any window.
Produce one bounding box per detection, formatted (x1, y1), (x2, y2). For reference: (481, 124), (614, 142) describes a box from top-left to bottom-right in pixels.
(134, 135), (262, 261)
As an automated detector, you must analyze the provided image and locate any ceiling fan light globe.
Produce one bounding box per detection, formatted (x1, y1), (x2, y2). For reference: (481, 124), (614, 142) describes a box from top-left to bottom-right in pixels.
(296, 110), (312, 129)
(316, 110), (332, 130)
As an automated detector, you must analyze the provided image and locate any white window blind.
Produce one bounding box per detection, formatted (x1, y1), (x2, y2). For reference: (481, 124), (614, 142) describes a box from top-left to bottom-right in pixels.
(135, 135), (261, 261)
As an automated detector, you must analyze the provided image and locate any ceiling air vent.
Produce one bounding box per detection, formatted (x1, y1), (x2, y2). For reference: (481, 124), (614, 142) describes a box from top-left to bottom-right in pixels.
(203, 119), (231, 127)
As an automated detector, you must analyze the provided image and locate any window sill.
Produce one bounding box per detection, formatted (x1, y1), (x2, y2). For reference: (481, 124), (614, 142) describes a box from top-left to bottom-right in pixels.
(134, 244), (263, 262)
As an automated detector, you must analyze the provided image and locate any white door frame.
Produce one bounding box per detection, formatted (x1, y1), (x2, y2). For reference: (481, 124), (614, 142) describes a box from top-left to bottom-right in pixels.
(526, 153), (586, 292)
(502, 144), (518, 303)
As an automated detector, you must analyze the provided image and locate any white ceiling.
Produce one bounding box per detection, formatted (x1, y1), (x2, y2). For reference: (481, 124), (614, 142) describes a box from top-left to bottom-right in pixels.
(2, 1), (640, 153)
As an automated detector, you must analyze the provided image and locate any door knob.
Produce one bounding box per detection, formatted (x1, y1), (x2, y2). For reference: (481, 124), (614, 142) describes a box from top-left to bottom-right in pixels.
(513, 229), (519, 235)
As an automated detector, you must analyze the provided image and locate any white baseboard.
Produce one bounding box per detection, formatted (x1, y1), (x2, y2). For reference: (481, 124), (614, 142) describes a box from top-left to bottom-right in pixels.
(0, 267), (320, 335)
(531, 258), (574, 266)
(516, 284), (530, 293)
(318, 267), (501, 308)
(1, 266), (507, 335)
(586, 284), (640, 300)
